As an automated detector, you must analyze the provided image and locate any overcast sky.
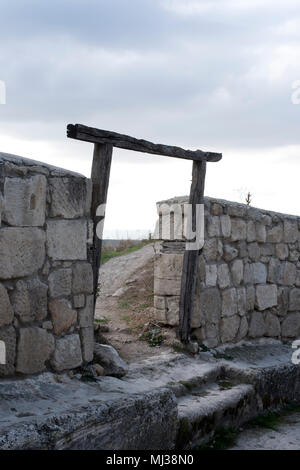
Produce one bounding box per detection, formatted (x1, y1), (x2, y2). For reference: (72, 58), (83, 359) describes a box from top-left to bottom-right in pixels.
(1, 0), (300, 237)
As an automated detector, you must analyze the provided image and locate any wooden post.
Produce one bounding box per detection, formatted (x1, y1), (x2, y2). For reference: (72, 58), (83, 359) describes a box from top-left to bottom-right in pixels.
(90, 143), (113, 305)
(179, 160), (207, 343)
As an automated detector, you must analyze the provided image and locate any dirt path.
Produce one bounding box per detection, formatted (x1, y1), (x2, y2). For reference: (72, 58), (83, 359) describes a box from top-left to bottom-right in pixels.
(94, 244), (178, 362)
(230, 412), (300, 450)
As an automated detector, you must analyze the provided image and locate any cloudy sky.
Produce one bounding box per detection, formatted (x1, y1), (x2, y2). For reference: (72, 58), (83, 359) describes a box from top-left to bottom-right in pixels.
(1, 0), (300, 237)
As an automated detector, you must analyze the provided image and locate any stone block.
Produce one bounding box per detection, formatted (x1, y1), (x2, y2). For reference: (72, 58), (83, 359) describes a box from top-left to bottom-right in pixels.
(237, 316), (248, 340)
(154, 278), (181, 296)
(16, 327), (54, 374)
(73, 294), (85, 309)
(154, 253), (183, 280)
(10, 278), (48, 323)
(244, 263), (254, 284)
(0, 326), (16, 376)
(246, 286), (255, 311)
(199, 288), (221, 323)
(51, 334), (83, 371)
(49, 299), (77, 335)
(281, 313), (300, 337)
(220, 215), (231, 238)
(227, 205), (246, 217)
(264, 312), (280, 337)
(48, 268), (72, 298)
(220, 315), (240, 343)
(78, 295), (94, 328)
(222, 288), (237, 317)
(231, 259), (243, 285)
(256, 224), (266, 243)
(248, 242), (260, 261)
(46, 220), (87, 261)
(0, 228), (45, 279)
(205, 264), (217, 287)
(166, 296), (180, 326)
(80, 327), (94, 363)
(268, 258), (281, 283)
(256, 284), (277, 311)
(203, 238), (221, 262)
(284, 220), (298, 243)
(231, 219), (246, 241)
(217, 264), (231, 289)
(223, 244), (238, 262)
(3, 175), (46, 226)
(289, 288), (300, 311)
(207, 216), (220, 237)
(276, 243), (289, 260)
(248, 311), (266, 338)
(205, 322), (219, 339)
(49, 177), (92, 218)
(237, 287), (246, 316)
(267, 225), (283, 243)
(94, 344), (128, 378)
(211, 203), (223, 215)
(247, 221), (256, 242)
(252, 262), (267, 284)
(280, 262), (296, 286)
(0, 284), (13, 327)
(72, 262), (94, 294)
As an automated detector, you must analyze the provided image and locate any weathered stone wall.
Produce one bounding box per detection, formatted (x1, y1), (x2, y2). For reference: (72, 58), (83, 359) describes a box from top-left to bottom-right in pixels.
(0, 152), (94, 376)
(154, 196), (300, 347)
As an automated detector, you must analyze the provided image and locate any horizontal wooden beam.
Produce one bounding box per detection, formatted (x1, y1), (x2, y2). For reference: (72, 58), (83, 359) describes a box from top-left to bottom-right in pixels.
(67, 124), (222, 163)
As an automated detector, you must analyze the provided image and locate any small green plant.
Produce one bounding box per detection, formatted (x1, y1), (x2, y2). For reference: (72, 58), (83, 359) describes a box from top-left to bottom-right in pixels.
(172, 342), (185, 353)
(118, 300), (131, 310)
(213, 352), (234, 361)
(179, 381), (196, 391)
(249, 411), (281, 431)
(196, 427), (239, 450)
(94, 317), (109, 324)
(139, 302), (150, 310)
(120, 314), (131, 324)
(198, 343), (210, 352)
(218, 380), (234, 390)
(140, 329), (165, 347)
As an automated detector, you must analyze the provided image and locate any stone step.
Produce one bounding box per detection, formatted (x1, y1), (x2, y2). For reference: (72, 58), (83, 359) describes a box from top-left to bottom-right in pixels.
(176, 383), (257, 449)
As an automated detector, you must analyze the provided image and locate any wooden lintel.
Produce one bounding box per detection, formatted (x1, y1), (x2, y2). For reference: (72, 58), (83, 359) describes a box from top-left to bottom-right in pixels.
(67, 123), (222, 163)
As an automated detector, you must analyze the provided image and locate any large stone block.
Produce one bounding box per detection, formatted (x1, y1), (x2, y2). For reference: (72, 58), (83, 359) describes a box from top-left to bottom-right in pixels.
(80, 327), (94, 363)
(247, 221), (256, 242)
(49, 299), (77, 335)
(256, 224), (266, 243)
(268, 258), (281, 283)
(0, 228), (45, 279)
(248, 311), (266, 338)
(267, 225), (283, 243)
(222, 288), (237, 317)
(0, 325), (16, 376)
(51, 334), (83, 372)
(166, 296), (180, 326)
(284, 220), (298, 243)
(0, 284), (13, 327)
(246, 286), (255, 311)
(281, 313), (300, 337)
(154, 278), (181, 296)
(72, 262), (94, 294)
(223, 244), (238, 262)
(10, 278), (48, 322)
(237, 316), (248, 340)
(49, 177), (92, 219)
(199, 288), (221, 323)
(16, 327), (54, 374)
(220, 215), (231, 238)
(252, 262), (267, 284)
(231, 219), (246, 241)
(46, 220), (87, 260)
(154, 254), (183, 280)
(280, 262), (296, 286)
(289, 288), (300, 311)
(264, 312), (280, 337)
(203, 238), (222, 262)
(256, 284), (277, 311)
(237, 287), (246, 316)
(48, 268), (72, 298)
(248, 242), (260, 261)
(217, 264), (231, 289)
(220, 315), (240, 343)
(78, 295), (94, 327)
(231, 259), (243, 285)
(3, 175), (46, 226)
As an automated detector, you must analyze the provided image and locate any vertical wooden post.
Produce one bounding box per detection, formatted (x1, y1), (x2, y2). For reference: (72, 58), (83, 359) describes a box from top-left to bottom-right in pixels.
(90, 143), (113, 306)
(179, 160), (207, 343)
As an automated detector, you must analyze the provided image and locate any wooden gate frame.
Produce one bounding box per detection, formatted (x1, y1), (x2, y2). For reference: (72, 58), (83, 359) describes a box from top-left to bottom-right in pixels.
(67, 124), (222, 344)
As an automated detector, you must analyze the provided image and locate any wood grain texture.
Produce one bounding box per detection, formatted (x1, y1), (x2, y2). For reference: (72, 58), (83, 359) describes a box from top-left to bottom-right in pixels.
(179, 160), (207, 343)
(67, 124), (222, 163)
(90, 143), (113, 306)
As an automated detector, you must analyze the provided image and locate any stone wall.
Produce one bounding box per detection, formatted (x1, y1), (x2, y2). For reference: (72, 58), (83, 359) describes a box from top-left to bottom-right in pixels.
(154, 196), (300, 347)
(0, 152), (94, 376)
